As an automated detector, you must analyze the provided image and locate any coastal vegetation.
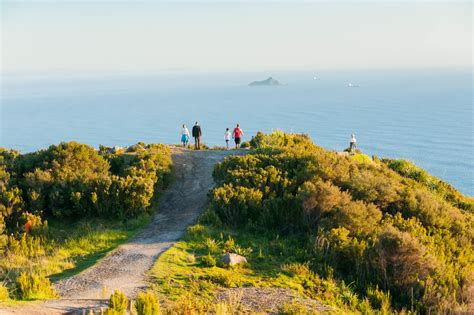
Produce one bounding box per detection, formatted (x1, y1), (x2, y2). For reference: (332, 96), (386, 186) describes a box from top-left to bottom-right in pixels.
(0, 133), (472, 314)
(151, 131), (473, 313)
(0, 142), (172, 301)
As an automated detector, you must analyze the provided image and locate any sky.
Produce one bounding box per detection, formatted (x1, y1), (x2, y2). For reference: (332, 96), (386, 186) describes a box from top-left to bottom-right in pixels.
(1, 1), (472, 74)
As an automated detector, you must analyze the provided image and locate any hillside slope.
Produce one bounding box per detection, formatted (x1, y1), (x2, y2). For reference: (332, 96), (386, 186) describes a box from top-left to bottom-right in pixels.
(1, 148), (234, 314)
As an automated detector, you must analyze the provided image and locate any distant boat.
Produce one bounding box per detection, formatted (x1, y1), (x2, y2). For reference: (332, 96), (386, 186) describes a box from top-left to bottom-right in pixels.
(347, 83), (360, 88)
(313, 76), (319, 80)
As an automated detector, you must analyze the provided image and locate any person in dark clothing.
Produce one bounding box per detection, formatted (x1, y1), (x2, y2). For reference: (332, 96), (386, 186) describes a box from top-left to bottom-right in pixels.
(192, 122), (202, 150)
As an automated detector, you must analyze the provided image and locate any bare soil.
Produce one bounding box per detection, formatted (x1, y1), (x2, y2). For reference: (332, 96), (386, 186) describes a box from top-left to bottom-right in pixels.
(216, 288), (333, 313)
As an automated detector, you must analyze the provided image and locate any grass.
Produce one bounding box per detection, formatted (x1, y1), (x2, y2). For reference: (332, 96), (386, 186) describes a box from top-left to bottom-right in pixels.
(148, 222), (378, 313)
(49, 216), (151, 280)
(0, 214), (151, 301)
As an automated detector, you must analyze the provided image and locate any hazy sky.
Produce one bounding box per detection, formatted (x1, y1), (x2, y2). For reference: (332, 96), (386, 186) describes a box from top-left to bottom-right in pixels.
(1, 1), (472, 74)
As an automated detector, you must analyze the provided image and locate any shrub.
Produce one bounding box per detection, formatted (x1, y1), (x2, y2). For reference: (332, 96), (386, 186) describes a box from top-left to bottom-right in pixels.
(208, 131), (474, 312)
(227, 243), (253, 257)
(135, 290), (160, 315)
(366, 285), (391, 313)
(187, 224), (205, 236)
(198, 208), (222, 226)
(170, 293), (206, 313)
(203, 238), (221, 253)
(15, 272), (58, 300)
(0, 283), (9, 301)
(211, 184), (263, 227)
(375, 226), (437, 297)
(201, 253), (217, 267)
(206, 272), (240, 287)
(281, 262), (312, 277)
(107, 290), (129, 314)
(278, 300), (308, 314)
(301, 179), (382, 233)
(10, 141), (172, 221)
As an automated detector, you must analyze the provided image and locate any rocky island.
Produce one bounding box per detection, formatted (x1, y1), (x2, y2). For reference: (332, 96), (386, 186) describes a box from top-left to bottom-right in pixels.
(248, 76), (281, 86)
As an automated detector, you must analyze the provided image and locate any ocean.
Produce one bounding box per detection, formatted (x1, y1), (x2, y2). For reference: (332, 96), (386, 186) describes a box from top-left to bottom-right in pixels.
(1, 68), (472, 195)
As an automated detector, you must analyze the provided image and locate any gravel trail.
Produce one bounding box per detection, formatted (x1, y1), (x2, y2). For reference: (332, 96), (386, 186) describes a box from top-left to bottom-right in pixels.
(2, 148), (234, 314)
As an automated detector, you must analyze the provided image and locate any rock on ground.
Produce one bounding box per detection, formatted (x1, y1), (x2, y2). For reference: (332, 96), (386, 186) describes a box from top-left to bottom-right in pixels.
(221, 253), (248, 266)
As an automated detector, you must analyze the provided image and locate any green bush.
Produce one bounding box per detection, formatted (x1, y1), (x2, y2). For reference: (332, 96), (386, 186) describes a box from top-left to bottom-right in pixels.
(135, 290), (160, 315)
(9, 141), (171, 221)
(201, 253), (217, 267)
(15, 272), (58, 300)
(203, 238), (221, 253)
(278, 300), (308, 314)
(107, 289), (129, 314)
(211, 184), (263, 227)
(226, 243), (253, 257)
(0, 283), (10, 301)
(366, 285), (391, 313)
(198, 208), (222, 226)
(187, 224), (205, 237)
(208, 131), (474, 312)
(205, 272), (240, 288)
(383, 158), (474, 212)
(281, 262), (312, 278)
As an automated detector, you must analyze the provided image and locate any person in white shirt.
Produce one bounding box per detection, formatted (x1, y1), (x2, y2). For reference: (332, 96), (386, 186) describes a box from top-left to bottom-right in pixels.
(349, 133), (357, 153)
(181, 124), (190, 148)
(224, 128), (231, 150)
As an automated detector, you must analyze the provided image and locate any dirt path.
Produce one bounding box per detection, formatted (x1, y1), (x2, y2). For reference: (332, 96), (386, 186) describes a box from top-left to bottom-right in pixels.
(3, 148), (235, 314)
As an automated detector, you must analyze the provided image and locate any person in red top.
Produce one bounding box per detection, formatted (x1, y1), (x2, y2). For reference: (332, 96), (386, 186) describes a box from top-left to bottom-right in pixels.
(232, 124), (244, 149)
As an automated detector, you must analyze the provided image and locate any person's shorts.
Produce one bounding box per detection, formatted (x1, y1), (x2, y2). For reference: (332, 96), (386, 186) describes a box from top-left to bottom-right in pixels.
(234, 137), (241, 144)
(181, 134), (189, 142)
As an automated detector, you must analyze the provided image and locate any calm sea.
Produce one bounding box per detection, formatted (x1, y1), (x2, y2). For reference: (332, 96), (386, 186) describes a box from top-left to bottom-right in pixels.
(1, 68), (472, 195)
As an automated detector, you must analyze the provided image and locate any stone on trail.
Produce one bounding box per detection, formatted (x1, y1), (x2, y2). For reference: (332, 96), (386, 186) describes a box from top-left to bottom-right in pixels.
(221, 253), (247, 266)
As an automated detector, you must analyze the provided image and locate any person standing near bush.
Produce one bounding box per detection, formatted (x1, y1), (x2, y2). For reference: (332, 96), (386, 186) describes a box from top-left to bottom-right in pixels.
(192, 122), (202, 150)
(232, 124), (244, 149)
(181, 124), (190, 148)
(224, 128), (231, 150)
(349, 133), (357, 153)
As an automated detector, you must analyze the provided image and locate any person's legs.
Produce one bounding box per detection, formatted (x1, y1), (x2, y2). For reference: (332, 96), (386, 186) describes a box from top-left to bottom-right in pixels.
(197, 137), (201, 150)
(194, 137), (198, 150)
(226, 140), (229, 150)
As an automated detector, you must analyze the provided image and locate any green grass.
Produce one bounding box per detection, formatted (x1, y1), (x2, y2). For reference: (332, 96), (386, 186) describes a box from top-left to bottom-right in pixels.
(49, 216), (151, 280)
(148, 222), (379, 313)
(0, 214), (151, 299)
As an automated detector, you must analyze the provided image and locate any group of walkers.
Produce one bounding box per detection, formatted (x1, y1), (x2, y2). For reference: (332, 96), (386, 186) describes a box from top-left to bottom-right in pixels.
(180, 122), (357, 153)
(180, 122), (244, 150)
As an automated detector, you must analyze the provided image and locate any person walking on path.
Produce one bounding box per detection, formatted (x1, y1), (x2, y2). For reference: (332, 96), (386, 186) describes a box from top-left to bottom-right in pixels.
(224, 128), (231, 150)
(232, 124), (244, 149)
(192, 122), (202, 150)
(349, 133), (357, 153)
(181, 124), (190, 148)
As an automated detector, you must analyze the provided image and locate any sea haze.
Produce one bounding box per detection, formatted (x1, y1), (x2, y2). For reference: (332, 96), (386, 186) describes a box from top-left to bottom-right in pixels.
(1, 68), (472, 195)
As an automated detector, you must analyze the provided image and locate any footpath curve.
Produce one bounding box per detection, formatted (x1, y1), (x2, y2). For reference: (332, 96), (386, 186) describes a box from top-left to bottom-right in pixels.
(3, 148), (234, 314)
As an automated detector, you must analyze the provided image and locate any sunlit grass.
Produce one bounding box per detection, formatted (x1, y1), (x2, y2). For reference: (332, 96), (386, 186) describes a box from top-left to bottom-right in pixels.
(0, 214), (152, 287)
(149, 223), (370, 313)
